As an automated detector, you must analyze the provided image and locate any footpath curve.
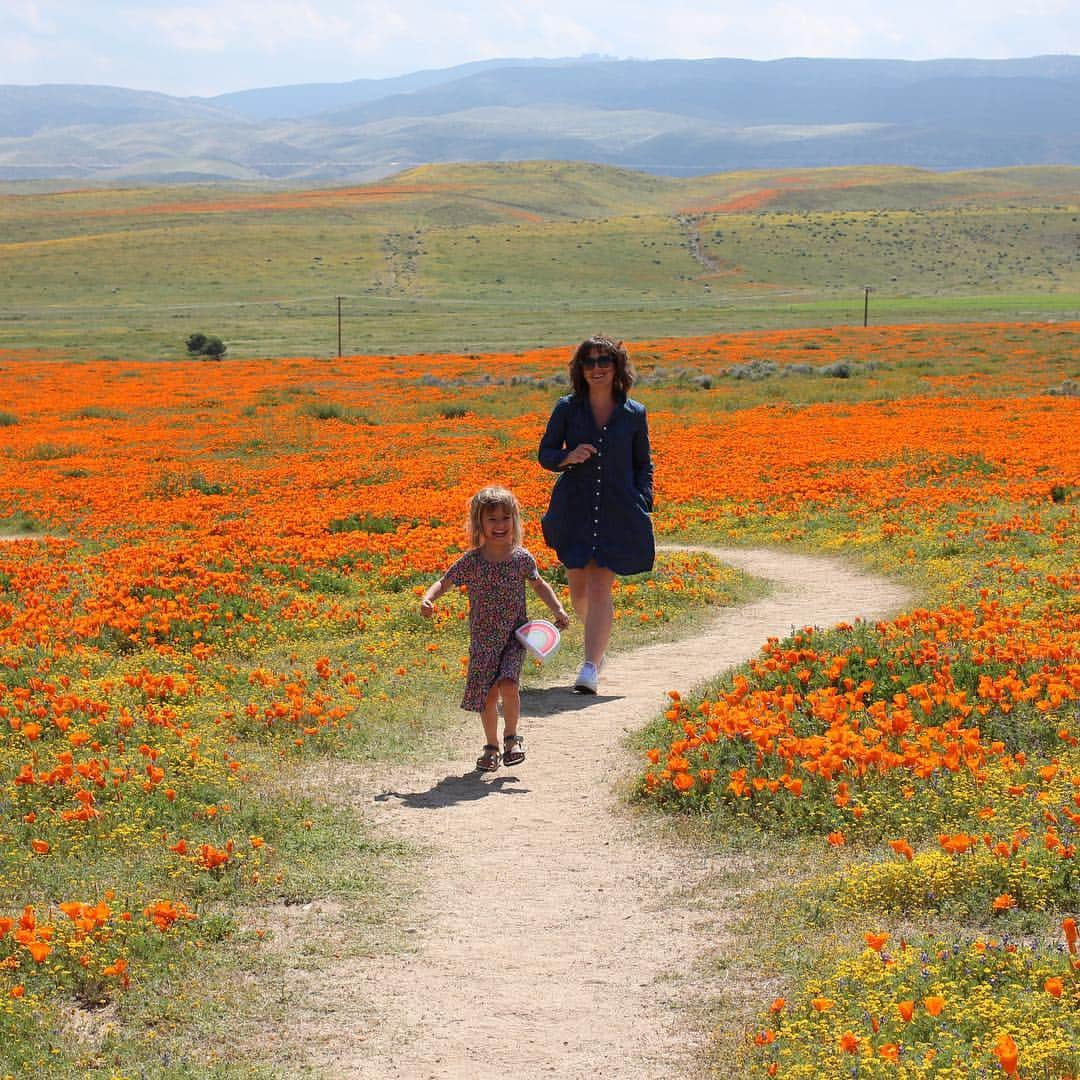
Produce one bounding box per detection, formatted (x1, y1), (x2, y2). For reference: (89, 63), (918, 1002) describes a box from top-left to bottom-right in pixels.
(276, 547), (913, 1078)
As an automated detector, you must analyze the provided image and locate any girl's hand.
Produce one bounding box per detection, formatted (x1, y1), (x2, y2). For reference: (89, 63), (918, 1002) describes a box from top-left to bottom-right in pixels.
(420, 599), (435, 618)
(553, 609), (570, 630)
(559, 443), (597, 468)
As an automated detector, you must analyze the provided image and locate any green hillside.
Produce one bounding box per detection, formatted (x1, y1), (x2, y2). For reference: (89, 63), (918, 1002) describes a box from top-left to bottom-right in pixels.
(1, 163), (1077, 358)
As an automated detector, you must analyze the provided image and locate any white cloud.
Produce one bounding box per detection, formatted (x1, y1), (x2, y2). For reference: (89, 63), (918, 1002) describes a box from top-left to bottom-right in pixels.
(761, 4), (878, 56)
(123, 1), (355, 53)
(6, 2), (54, 32)
(331, 1), (603, 71)
(3, 32), (45, 76)
(1, 0), (1077, 96)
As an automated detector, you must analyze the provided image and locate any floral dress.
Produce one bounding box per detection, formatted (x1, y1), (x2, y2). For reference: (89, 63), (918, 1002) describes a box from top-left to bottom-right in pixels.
(441, 546), (540, 711)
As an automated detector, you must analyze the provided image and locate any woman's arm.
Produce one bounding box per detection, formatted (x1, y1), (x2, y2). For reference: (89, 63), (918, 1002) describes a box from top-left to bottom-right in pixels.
(538, 399), (571, 471)
(632, 408), (654, 510)
(539, 398), (596, 471)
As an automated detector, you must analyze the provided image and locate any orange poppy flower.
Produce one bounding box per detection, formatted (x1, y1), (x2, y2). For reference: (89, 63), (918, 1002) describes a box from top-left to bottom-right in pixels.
(25, 940), (51, 963)
(993, 1034), (1018, 1076)
(888, 838), (914, 861)
(1064, 917), (1078, 954)
(839, 1032), (859, 1053)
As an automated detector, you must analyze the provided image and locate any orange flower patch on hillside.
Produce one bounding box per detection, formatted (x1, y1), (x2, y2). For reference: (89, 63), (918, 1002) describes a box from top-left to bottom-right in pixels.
(30, 183), (464, 220)
(687, 188), (781, 214)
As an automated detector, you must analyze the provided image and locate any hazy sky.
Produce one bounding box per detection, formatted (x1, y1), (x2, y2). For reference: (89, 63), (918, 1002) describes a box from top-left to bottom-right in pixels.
(5, 0), (1079, 98)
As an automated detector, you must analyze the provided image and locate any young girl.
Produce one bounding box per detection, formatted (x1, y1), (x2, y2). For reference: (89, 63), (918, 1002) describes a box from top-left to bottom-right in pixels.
(420, 486), (570, 772)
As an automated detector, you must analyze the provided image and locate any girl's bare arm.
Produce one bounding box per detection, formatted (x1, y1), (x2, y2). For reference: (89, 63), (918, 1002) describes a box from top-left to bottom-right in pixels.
(529, 577), (570, 628)
(420, 578), (448, 618)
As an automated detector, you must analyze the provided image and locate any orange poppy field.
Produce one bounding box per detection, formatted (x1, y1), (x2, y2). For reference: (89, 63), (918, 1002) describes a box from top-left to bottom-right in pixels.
(0, 320), (1077, 1076)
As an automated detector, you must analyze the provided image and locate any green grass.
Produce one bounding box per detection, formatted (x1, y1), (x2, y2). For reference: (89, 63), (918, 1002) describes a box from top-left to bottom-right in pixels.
(0, 163), (1077, 360)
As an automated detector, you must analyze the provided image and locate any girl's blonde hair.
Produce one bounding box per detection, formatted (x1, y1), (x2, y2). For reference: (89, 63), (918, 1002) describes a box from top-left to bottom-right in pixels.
(467, 486), (523, 548)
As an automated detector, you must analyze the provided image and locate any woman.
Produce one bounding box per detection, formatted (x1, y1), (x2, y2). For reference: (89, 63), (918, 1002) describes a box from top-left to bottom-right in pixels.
(538, 335), (655, 694)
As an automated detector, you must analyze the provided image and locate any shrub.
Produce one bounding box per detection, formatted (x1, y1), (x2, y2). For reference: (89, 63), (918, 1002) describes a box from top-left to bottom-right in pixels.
(68, 406), (127, 420)
(822, 361), (852, 378)
(302, 402), (377, 424)
(149, 470), (227, 498)
(328, 513), (398, 535)
(202, 336), (227, 360)
(26, 443), (80, 460)
(186, 333), (226, 359)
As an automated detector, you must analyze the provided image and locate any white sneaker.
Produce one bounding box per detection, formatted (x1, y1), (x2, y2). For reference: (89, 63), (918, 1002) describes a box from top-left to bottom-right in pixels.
(574, 661), (599, 694)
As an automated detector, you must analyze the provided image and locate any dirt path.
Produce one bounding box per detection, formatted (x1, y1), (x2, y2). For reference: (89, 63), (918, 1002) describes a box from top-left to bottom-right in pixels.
(267, 547), (913, 1078)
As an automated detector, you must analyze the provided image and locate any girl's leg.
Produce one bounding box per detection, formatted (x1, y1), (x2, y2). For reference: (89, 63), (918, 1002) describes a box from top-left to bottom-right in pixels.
(583, 564), (616, 666)
(480, 683), (501, 748)
(499, 679), (520, 738)
(499, 679), (525, 765)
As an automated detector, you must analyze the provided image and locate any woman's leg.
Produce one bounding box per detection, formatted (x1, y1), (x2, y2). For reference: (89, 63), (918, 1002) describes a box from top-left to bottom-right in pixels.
(583, 564), (616, 666)
(566, 567), (589, 626)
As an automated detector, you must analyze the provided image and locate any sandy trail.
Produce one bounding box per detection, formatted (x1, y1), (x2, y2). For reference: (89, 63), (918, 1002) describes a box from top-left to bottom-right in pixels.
(266, 546), (912, 1078)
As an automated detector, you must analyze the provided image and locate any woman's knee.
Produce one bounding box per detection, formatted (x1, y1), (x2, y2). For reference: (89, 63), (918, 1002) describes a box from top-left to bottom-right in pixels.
(586, 570), (616, 606)
(566, 571), (588, 610)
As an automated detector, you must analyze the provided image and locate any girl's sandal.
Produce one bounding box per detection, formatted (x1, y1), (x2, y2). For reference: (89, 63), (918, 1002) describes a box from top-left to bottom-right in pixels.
(476, 744), (501, 772)
(502, 733), (526, 767)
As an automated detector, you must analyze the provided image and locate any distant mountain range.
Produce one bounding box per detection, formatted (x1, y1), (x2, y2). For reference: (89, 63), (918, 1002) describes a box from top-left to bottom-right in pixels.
(2, 55), (1079, 183)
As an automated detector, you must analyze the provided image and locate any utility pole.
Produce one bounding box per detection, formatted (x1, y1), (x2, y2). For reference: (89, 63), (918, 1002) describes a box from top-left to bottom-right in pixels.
(863, 285), (872, 327)
(337, 295), (342, 357)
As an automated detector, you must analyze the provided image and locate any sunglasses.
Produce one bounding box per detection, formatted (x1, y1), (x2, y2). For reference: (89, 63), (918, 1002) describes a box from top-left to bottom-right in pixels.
(581, 355), (613, 370)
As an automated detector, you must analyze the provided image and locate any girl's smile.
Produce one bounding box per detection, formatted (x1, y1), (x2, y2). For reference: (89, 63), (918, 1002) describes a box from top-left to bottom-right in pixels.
(480, 507), (514, 549)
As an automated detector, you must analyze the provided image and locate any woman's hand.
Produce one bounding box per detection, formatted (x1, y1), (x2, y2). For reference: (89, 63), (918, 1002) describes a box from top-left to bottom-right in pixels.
(559, 443), (597, 468)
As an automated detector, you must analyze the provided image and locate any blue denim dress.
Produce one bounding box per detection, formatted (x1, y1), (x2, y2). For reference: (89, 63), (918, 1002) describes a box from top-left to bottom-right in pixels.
(538, 395), (655, 576)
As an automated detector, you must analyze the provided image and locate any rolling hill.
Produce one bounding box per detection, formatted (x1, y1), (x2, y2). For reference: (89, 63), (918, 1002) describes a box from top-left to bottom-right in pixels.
(1, 55), (1079, 183)
(2, 161), (1077, 358)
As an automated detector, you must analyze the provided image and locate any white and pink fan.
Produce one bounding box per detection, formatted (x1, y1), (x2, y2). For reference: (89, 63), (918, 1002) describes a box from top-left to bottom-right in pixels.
(515, 619), (561, 662)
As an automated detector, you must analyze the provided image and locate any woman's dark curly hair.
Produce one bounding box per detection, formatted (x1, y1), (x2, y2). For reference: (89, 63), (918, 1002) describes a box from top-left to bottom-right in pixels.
(568, 335), (635, 400)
